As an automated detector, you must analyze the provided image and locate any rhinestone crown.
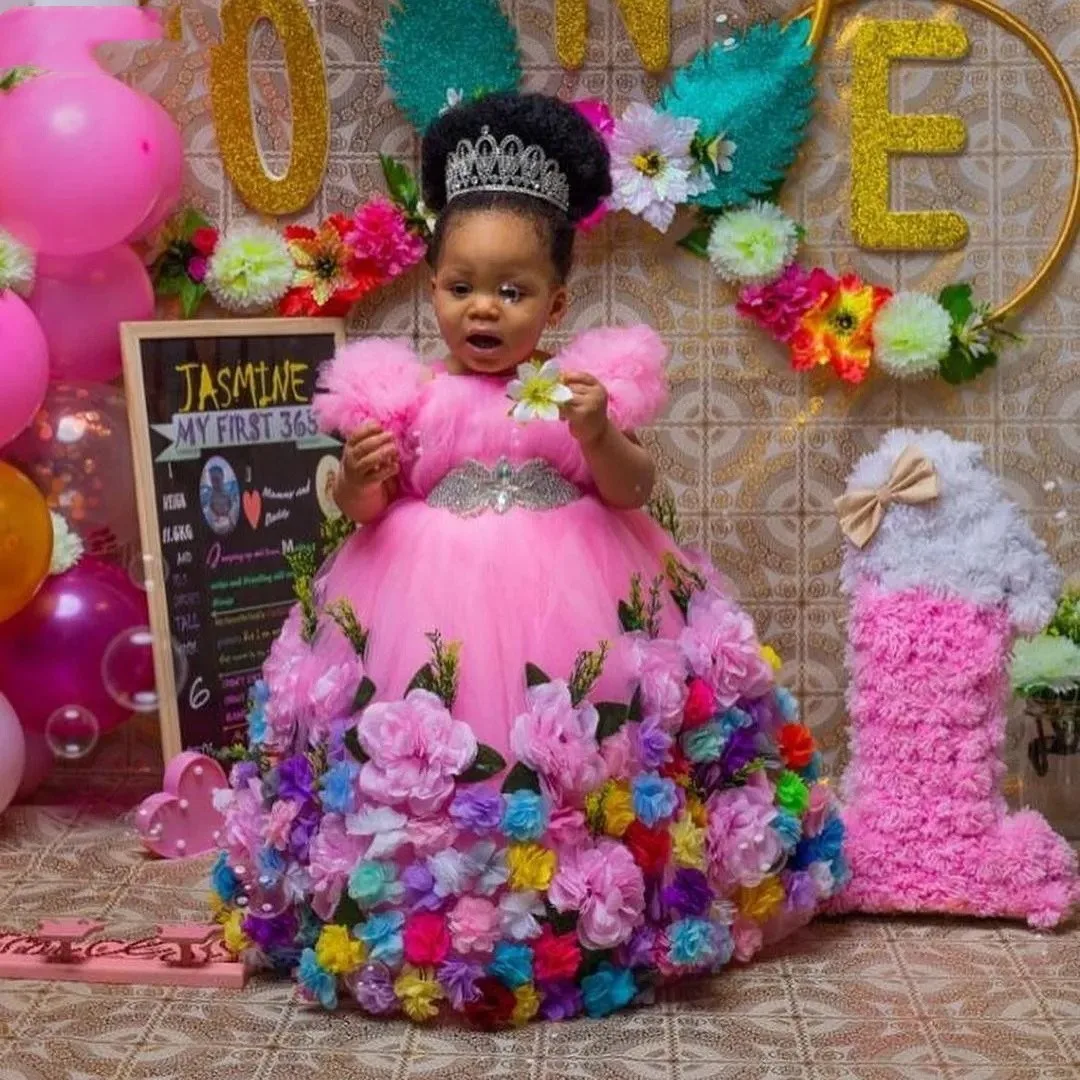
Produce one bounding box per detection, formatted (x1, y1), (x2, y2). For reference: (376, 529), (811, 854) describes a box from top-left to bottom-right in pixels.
(445, 126), (570, 214)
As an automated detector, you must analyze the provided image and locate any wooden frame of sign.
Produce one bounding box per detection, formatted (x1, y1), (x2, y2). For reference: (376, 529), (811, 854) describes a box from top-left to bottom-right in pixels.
(121, 318), (345, 763)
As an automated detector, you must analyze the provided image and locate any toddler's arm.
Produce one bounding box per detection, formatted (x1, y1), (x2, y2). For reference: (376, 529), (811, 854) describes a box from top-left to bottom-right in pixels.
(333, 420), (400, 524)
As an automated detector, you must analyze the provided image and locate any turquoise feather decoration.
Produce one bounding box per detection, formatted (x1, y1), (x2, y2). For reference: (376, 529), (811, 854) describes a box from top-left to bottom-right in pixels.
(659, 18), (817, 211)
(381, 0), (522, 133)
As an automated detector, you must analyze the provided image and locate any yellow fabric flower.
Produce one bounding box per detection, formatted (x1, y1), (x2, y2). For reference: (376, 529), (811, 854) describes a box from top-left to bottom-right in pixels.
(512, 984), (542, 1025)
(670, 815), (706, 870)
(222, 909), (250, 955)
(736, 876), (786, 922)
(394, 966), (444, 1022)
(585, 787), (606, 831)
(602, 782), (635, 838)
(208, 893), (228, 922)
(760, 644), (782, 671)
(685, 795), (707, 828)
(315, 924), (367, 975)
(506, 843), (557, 891)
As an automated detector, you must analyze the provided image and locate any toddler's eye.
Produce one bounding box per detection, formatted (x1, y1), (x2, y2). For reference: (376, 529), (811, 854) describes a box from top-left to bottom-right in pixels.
(450, 282), (471, 298)
(499, 284), (522, 303)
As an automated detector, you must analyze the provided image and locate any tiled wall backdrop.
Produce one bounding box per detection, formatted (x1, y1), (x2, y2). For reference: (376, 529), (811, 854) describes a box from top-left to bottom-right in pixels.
(107, 0), (1078, 773)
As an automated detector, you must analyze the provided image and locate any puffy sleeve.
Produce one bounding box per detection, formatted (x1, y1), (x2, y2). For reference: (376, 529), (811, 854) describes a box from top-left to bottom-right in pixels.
(312, 337), (426, 443)
(557, 325), (669, 430)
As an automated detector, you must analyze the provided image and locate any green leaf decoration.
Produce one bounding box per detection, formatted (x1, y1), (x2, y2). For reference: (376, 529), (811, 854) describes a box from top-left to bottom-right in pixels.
(525, 663), (551, 688)
(676, 223), (712, 260)
(501, 761), (541, 794)
(628, 686), (644, 724)
(659, 18), (817, 211)
(177, 277), (207, 320)
(381, 0), (522, 133)
(938, 282), (974, 326)
(406, 662), (436, 695)
(380, 154), (420, 212)
(578, 947), (614, 977)
(939, 340), (997, 385)
(457, 743), (507, 783)
(333, 894), (362, 927)
(352, 676), (376, 714)
(0, 66), (42, 93)
(618, 599), (643, 634)
(595, 702), (630, 741)
(544, 903), (579, 935)
(343, 727), (369, 764)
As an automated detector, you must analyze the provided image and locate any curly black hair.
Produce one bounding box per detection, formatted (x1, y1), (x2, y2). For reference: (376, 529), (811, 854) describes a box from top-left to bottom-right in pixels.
(421, 92), (612, 283)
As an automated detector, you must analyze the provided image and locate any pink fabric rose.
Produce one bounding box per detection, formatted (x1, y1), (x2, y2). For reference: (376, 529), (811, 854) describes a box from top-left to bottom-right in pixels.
(622, 635), (688, 732)
(403, 912), (451, 965)
(357, 689), (477, 815)
(706, 772), (782, 891)
(736, 264), (835, 343)
(509, 681), (606, 805)
(220, 780), (267, 867)
(345, 195), (426, 280)
(731, 915), (764, 962)
(448, 896), (501, 955)
(264, 799), (301, 851)
(307, 658), (362, 742)
(307, 815), (368, 920)
(682, 677), (717, 730)
(803, 782), (832, 839)
(548, 838), (646, 949)
(547, 807), (589, 854)
(679, 589), (774, 707)
(600, 725), (640, 781)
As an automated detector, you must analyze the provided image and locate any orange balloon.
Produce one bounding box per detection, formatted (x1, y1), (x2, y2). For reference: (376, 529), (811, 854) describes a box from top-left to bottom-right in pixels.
(0, 460), (53, 622)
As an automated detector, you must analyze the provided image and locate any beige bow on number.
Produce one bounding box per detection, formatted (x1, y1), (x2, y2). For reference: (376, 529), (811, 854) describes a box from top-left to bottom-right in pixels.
(834, 445), (940, 549)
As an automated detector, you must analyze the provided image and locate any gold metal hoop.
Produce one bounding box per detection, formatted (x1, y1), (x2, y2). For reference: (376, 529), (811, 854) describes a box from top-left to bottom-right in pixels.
(790, 0), (1080, 323)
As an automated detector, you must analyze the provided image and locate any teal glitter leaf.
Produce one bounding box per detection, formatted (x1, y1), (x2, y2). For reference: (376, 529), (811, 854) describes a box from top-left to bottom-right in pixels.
(658, 18), (817, 211)
(381, 0), (522, 133)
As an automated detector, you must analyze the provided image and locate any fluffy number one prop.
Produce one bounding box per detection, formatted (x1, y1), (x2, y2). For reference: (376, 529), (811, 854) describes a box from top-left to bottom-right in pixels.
(829, 429), (1079, 929)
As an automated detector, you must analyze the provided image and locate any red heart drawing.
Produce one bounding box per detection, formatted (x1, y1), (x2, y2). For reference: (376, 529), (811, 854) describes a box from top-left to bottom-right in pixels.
(242, 489), (261, 529)
(135, 752), (228, 860)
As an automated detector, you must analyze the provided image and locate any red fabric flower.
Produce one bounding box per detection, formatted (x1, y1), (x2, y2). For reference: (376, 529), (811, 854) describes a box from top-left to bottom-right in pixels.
(533, 925), (581, 981)
(190, 227), (220, 256)
(682, 678), (716, 730)
(660, 742), (690, 782)
(624, 821), (672, 878)
(778, 723), (815, 770)
(463, 976), (516, 1030)
(403, 912), (451, 966)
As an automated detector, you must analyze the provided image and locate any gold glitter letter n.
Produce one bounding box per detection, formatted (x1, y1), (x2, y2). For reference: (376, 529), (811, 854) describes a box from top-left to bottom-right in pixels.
(209, 0), (329, 215)
(555, 0), (670, 74)
(850, 20), (969, 250)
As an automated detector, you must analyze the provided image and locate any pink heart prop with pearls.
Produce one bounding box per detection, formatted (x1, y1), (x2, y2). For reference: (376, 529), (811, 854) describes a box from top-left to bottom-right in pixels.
(135, 751), (228, 859)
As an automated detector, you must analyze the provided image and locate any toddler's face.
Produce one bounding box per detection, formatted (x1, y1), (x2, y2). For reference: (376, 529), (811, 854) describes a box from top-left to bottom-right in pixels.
(431, 209), (567, 375)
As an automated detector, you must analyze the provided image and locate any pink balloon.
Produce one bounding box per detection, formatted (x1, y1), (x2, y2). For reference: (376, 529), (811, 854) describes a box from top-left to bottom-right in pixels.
(0, 557), (148, 737)
(14, 730), (53, 803)
(0, 72), (168, 256)
(28, 246), (154, 383)
(0, 292), (48, 448)
(0, 693), (26, 816)
(127, 104), (185, 243)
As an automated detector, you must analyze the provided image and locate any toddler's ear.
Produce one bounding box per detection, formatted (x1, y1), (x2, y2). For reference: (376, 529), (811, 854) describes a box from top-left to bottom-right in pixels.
(547, 286), (569, 328)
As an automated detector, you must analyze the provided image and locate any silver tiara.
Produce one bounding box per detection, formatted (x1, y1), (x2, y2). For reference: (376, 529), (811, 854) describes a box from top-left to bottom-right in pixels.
(445, 126), (570, 214)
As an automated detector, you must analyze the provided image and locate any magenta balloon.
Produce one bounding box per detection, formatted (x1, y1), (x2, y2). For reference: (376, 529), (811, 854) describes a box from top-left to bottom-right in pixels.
(0, 72), (165, 256)
(29, 246), (154, 383)
(14, 730), (53, 803)
(126, 100), (185, 243)
(0, 557), (148, 736)
(0, 292), (48, 448)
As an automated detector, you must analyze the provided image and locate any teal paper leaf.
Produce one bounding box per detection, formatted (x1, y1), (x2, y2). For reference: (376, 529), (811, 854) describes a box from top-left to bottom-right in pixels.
(659, 18), (817, 211)
(382, 0), (522, 133)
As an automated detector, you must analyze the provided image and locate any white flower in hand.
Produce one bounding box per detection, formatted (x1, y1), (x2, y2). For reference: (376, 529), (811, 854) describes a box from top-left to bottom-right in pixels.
(49, 512), (83, 576)
(506, 358), (573, 423)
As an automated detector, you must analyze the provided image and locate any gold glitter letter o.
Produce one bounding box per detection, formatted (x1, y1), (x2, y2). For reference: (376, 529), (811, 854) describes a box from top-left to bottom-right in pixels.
(209, 0), (329, 215)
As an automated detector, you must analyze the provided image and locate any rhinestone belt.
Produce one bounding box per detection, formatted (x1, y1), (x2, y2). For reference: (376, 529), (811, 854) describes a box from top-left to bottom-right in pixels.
(426, 457), (581, 517)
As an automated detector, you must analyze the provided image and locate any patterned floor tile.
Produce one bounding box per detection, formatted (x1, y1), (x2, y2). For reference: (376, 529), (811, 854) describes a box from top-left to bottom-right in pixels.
(0, 1037), (131, 1080)
(125, 1043), (272, 1080)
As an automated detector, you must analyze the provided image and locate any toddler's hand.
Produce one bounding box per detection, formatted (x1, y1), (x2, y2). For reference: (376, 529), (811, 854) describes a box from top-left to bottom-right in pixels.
(560, 371), (610, 446)
(341, 421), (400, 490)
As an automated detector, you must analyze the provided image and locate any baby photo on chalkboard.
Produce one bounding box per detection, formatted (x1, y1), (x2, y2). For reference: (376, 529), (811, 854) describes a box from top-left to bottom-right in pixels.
(199, 455), (240, 537)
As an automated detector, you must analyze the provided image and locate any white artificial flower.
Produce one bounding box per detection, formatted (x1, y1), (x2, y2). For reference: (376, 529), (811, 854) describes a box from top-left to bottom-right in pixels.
(957, 311), (992, 358)
(872, 291), (953, 378)
(464, 840), (508, 896)
(345, 806), (409, 859)
(427, 848), (473, 898)
(0, 227), (35, 296)
(706, 201), (799, 285)
(48, 512), (83, 575)
(498, 889), (545, 941)
(506, 358), (572, 423)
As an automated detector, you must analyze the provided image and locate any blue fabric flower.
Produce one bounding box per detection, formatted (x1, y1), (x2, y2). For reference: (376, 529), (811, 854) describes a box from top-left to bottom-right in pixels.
(667, 918), (717, 968)
(298, 948), (337, 1009)
(257, 845), (285, 878)
(359, 910), (405, 967)
(791, 816), (844, 870)
(682, 721), (724, 763)
(581, 962), (636, 1018)
(247, 680), (270, 745)
(320, 760), (358, 815)
(631, 772), (679, 827)
(801, 751), (824, 782)
(710, 922), (735, 970)
(348, 860), (402, 908)
(718, 706), (753, 739)
(500, 790), (549, 842)
(774, 686), (799, 721)
(773, 810), (802, 852)
(210, 851), (240, 904)
(489, 941), (533, 988)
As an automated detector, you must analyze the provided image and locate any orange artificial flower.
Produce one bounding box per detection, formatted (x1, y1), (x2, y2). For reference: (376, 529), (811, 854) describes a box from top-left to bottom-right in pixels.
(789, 272), (892, 384)
(279, 213), (382, 317)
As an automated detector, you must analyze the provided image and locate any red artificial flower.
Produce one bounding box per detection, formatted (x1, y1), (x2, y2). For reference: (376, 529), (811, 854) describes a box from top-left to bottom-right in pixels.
(682, 678), (717, 731)
(402, 912), (451, 966)
(533, 925), (582, 981)
(624, 821), (672, 878)
(778, 723), (815, 770)
(463, 976), (516, 1031)
(660, 742), (690, 782)
(190, 226), (220, 257)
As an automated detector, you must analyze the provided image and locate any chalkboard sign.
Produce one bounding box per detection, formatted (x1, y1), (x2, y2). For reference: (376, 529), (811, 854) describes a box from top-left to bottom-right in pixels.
(121, 318), (345, 761)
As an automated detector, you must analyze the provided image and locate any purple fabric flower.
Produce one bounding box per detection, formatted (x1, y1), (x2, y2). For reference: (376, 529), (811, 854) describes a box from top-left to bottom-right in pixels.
(785, 869), (818, 913)
(619, 925), (657, 969)
(229, 760), (260, 789)
(644, 878), (664, 923)
(242, 909), (297, 952)
(636, 716), (673, 771)
(288, 802), (320, 859)
(449, 789), (503, 832)
(721, 726), (757, 776)
(347, 964), (399, 1015)
(661, 868), (713, 917)
(539, 980), (583, 1021)
(277, 755), (315, 802)
(401, 862), (443, 912)
(437, 957), (484, 1010)
(187, 255), (208, 283)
